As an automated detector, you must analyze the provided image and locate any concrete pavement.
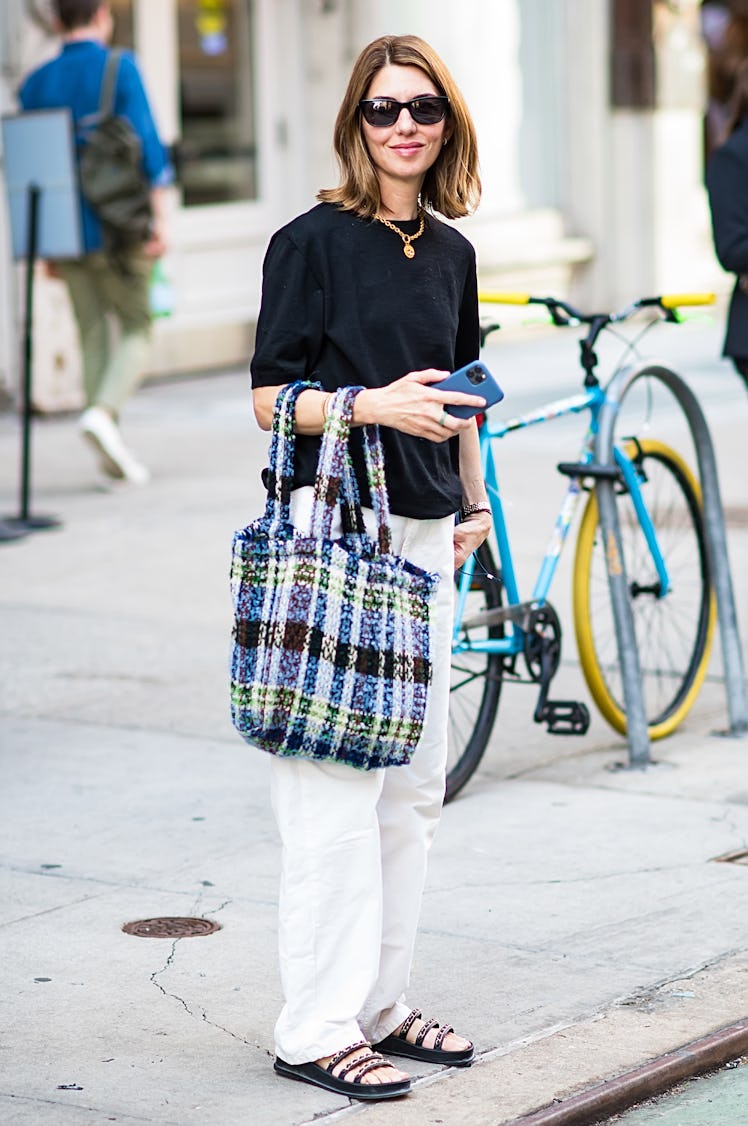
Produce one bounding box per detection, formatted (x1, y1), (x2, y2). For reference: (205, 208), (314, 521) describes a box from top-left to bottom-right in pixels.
(2, 319), (748, 1125)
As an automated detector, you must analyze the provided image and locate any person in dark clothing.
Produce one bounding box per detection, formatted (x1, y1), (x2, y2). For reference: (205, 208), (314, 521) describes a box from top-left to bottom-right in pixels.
(250, 34), (490, 1101)
(706, 56), (748, 390)
(19, 0), (173, 483)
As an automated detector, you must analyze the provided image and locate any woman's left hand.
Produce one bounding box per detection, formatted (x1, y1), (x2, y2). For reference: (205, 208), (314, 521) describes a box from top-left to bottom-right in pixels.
(453, 510), (492, 571)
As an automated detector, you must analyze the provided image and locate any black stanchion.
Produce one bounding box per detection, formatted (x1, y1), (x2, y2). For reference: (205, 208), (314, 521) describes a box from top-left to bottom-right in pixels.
(3, 183), (61, 537)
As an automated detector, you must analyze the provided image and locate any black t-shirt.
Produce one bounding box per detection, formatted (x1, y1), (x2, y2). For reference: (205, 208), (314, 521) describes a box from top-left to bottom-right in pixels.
(250, 202), (480, 519)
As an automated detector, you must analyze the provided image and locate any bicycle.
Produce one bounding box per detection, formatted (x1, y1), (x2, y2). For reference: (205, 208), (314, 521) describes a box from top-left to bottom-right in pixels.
(447, 290), (718, 802)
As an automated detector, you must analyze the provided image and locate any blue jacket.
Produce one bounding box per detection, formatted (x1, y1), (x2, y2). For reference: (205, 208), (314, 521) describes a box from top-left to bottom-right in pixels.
(19, 40), (173, 254)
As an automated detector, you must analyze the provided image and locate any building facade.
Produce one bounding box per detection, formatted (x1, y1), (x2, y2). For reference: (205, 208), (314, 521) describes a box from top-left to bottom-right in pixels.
(0, 0), (722, 409)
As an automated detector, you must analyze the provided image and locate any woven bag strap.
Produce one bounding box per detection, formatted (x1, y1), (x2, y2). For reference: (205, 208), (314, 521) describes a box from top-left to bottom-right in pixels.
(361, 422), (393, 555)
(310, 387), (361, 541)
(264, 380), (319, 531)
(311, 387), (393, 554)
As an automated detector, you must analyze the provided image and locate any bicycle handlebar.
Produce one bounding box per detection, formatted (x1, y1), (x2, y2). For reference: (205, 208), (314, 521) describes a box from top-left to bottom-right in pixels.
(479, 291), (715, 326)
(477, 290), (716, 385)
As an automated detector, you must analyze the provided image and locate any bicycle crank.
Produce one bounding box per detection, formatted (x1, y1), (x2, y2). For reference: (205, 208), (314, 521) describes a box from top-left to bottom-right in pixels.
(524, 604), (591, 736)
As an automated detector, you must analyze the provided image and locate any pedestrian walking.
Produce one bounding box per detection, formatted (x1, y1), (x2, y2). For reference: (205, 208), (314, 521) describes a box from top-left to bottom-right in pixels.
(706, 55), (748, 392)
(249, 33), (491, 1101)
(18, 0), (173, 484)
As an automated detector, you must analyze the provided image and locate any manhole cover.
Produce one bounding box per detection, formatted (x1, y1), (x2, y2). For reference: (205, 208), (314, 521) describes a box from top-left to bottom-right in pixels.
(122, 917), (222, 938)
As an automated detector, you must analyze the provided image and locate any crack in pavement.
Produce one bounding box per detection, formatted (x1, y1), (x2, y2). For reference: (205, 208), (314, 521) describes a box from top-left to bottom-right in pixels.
(0, 1089), (170, 1123)
(149, 899), (264, 1052)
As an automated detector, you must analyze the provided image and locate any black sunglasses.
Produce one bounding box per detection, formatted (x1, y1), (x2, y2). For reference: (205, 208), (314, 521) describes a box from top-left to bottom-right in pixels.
(359, 95), (450, 128)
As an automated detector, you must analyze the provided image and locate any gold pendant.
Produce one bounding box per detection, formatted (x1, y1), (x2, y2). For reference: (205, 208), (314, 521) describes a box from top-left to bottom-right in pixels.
(403, 243), (415, 259)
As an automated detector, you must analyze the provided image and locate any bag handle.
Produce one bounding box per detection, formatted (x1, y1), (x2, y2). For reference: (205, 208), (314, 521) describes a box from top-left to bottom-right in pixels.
(312, 387), (393, 555)
(264, 380), (318, 531)
(361, 422), (393, 555)
(265, 381), (393, 554)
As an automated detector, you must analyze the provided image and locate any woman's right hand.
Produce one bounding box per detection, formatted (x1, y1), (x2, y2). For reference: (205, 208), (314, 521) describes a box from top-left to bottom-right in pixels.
(353, 369), (485, 443)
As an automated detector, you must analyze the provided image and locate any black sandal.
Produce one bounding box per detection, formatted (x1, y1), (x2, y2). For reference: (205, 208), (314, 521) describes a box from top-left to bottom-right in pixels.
(375, 1009), (474, 1067)
(274, 1040), (411, 1101)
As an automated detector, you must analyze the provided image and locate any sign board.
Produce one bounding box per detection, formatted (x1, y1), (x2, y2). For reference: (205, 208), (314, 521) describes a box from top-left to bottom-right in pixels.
(2, 108), (82, 260)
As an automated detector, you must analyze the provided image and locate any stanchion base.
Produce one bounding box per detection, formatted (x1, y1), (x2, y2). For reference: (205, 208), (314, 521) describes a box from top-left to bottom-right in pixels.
(0, 519), (30, 542)
(2, 514), (63, 533)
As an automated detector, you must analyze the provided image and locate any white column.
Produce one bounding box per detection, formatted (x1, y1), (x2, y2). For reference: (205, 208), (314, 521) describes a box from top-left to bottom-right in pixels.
(561, 0), (615, 306)
(133, 0), (179, 143)
(352, 0), (523, 217)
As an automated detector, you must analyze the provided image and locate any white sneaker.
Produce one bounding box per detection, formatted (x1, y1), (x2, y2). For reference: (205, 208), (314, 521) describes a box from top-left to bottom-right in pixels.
(79, 406), (150, 485)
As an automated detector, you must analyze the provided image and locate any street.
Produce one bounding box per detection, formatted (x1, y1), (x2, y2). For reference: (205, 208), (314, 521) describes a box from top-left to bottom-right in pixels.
(1, 311), (748, 1125)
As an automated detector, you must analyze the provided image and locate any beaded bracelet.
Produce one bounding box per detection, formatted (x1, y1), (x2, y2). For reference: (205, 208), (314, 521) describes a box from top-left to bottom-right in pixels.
(460, 502), (492, 520)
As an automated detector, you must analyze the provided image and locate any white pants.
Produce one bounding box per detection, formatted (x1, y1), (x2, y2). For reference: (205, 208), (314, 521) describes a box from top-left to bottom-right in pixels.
(269, 488), (455, 1063)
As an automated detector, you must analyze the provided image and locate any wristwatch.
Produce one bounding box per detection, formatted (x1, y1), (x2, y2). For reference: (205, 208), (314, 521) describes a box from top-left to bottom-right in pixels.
(460, 502), (491, 520)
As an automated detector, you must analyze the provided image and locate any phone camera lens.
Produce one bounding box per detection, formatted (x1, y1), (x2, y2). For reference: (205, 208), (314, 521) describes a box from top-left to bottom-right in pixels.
(468, 366), (486, 385)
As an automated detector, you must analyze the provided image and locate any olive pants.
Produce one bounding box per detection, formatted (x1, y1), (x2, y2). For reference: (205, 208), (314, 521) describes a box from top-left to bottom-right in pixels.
(57, 250), (153, 415)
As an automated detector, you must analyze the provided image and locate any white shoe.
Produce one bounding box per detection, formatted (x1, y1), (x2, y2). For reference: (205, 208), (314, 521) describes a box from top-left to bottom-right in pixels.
(79, 406), (150, 485)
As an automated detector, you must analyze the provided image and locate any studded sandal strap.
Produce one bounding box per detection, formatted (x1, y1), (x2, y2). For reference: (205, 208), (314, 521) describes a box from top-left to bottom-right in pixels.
(397, 1009), (422, 1041)
(337, 1052), (385, 1081)
(326, 1040), (371, 1074)
(415, 1018), (439, 1047)
(352, 1057), (395, 1084)
(433, 1023), (455, 1050)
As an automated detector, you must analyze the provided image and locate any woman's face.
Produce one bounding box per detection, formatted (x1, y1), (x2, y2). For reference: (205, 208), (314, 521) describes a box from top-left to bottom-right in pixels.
(361, 64), (451, 200)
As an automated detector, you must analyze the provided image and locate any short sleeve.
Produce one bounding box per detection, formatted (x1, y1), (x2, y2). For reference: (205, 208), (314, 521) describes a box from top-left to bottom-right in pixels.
(453, 248), (480, 370)
(250, 231), (326, 387)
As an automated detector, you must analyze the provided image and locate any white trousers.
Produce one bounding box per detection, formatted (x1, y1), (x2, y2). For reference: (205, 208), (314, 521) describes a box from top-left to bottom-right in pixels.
(269, 488), (455, 1064)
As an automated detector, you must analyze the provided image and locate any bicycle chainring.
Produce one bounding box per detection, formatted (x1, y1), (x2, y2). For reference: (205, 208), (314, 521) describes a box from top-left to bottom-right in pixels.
(523, 604), (562, 683)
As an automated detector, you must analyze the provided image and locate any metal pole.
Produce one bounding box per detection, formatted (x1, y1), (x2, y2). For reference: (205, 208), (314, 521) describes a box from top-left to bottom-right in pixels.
(3, 183), (61, 534)
(19, 183), (40, 523)
(596, 361), (747, 756)
(594, 473), (652, 765)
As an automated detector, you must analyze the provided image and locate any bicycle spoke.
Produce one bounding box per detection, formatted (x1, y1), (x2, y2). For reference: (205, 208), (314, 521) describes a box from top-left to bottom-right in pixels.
(447, 543), (504, 801)
(575, 440), (713, 735)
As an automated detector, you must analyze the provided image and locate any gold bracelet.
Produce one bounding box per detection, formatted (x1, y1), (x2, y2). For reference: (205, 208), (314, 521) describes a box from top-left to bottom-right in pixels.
(322, 393), (333, 421)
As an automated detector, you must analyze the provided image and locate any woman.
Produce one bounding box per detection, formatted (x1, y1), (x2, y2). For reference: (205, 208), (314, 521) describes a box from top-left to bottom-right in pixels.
(706, 56), (748, 391)
(250, 34), (491, 1101)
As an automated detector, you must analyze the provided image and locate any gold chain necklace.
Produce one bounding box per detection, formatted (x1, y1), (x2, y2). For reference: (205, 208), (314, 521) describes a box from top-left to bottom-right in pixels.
(376, 210), (426, 258)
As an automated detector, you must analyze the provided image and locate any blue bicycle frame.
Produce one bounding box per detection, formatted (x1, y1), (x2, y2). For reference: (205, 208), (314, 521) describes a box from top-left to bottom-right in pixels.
(452, 383), (671, 660)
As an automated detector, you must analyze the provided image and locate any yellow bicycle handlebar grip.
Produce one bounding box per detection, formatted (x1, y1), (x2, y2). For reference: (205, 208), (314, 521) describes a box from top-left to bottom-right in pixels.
(479, 291), (531, 305)
(660, 293), (716, 308)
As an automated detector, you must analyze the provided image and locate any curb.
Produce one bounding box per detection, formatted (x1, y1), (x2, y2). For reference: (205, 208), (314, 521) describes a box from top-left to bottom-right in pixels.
(510, 1018), (748, 1125)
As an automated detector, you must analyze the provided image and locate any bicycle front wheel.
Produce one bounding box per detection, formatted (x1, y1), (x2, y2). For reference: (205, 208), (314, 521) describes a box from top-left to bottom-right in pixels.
(447, 541), (504, 802)
(574, 438), (715, 739)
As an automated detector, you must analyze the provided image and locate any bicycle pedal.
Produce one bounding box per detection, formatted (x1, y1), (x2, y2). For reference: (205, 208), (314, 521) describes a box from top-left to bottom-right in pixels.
(540, 699), (590, 735)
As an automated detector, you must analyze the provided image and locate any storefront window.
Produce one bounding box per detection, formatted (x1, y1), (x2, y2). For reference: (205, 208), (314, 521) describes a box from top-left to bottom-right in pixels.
(175, 0), (257, 206)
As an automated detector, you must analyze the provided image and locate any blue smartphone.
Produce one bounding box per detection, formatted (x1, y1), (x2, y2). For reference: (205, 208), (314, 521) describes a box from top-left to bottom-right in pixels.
(439, 360), (504, 418)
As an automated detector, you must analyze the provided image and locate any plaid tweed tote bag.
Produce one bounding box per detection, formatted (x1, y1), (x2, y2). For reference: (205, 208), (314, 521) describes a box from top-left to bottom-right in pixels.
(229, 381), (440, 769)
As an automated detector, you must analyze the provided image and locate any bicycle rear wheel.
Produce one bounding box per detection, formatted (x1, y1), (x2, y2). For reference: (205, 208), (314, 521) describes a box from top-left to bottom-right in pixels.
(573, 438), (715, 738)
(447, 541), (504, 801)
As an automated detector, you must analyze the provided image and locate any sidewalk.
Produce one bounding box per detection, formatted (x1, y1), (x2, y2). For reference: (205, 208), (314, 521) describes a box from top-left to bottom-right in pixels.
(2, 330), (748, 1125)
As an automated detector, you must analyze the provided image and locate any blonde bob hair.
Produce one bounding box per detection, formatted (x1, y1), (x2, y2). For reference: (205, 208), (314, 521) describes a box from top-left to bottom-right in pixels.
(317, 35), (481, 220)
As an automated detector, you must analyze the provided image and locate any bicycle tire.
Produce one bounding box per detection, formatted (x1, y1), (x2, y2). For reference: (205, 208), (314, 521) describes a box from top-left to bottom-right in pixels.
(447, 541), (504, 801)
(573, 438), (715, 738)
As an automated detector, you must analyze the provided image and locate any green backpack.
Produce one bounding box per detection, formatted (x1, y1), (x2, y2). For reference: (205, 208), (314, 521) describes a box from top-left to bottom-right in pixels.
(78, 50), (152, 267)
